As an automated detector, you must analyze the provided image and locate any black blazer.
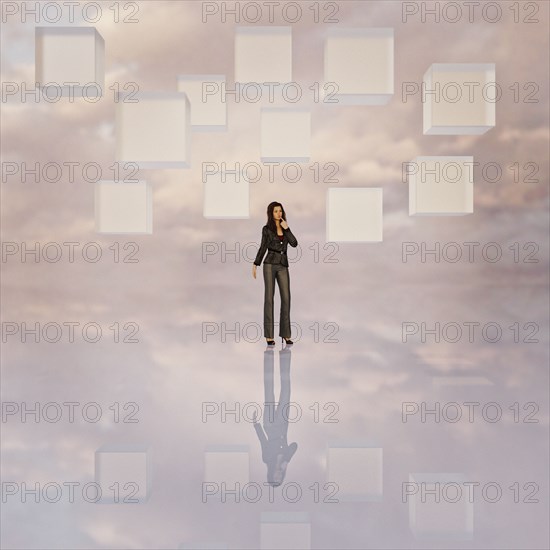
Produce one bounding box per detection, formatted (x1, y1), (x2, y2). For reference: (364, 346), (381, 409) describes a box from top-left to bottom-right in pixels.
(254, 224), (298, 268)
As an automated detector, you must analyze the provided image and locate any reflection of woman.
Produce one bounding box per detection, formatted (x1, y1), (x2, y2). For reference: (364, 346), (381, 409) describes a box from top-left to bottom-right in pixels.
(252, 202), (298, 346)
(253, 348), (298, 486)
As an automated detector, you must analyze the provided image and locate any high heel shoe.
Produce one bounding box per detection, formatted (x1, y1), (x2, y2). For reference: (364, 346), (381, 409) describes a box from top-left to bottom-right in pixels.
(266, 339), (275, 346)
(282, 337), (294, 345)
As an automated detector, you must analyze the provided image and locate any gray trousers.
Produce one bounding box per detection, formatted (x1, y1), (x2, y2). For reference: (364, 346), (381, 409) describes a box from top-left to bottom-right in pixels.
(263, 263), (291, 338)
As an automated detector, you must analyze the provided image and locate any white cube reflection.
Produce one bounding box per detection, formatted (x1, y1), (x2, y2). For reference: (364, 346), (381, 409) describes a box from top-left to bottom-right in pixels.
(203, 444), (250, 492)
(94, 444), (151, 504)
(327, 441), (383, 502)
(261, 512), (310, 550)
(408, 473), (474, 540)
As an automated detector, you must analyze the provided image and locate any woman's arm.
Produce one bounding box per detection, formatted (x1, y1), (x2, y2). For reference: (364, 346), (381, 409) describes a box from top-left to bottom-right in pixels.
(253, 226), (269, 266)
(282, 226), (298, 247)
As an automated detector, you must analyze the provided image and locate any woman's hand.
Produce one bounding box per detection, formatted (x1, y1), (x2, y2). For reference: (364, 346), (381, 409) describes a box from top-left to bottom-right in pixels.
(280, 219), (288, 230)
(252, 264), (257, 279)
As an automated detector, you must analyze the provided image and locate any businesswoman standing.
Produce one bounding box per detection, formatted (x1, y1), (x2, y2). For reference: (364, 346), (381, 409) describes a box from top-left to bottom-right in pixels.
(252, 202), (298, 346)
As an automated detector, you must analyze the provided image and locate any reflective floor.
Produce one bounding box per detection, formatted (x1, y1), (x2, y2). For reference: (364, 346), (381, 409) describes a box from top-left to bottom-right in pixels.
(1, 1), (549, 548)
(2, 265), (548, 548)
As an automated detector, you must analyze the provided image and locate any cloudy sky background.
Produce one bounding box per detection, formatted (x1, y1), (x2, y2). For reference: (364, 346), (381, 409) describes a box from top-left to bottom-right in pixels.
(1, 1), (549, 548)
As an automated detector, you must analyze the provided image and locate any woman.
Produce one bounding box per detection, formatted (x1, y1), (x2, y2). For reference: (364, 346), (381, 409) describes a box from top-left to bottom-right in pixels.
(252, 202), (298, 346)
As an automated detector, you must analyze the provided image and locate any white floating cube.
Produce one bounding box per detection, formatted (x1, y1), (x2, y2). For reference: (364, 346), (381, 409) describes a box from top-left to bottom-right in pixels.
(177, 75), (227, 131)
(116, 91), (191, 169)
(261, 512), (310, 550)
(95, 444), (151, 503)
(261, 108), (311, 162)
(95, 180), (152, 234)
(408, 473), (473, 540)
(204, 445), (250, 488)
(324, 28), (394, 105)
(423, 63), (496, 135)
(203, 172), (249, 219)
(408, 156), (474, 216)
(326, 187), (383, 242)
(35, 27), (105, 97)
(235, 27), (292, 84)
(327, 441), (383, 502)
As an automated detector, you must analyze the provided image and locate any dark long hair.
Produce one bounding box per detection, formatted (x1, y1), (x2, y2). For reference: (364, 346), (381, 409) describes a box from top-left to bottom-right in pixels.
(265, 202), (287, 234)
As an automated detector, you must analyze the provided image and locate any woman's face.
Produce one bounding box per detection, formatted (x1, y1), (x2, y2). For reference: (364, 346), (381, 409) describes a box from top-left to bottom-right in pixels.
(273, 206), (283, 220)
